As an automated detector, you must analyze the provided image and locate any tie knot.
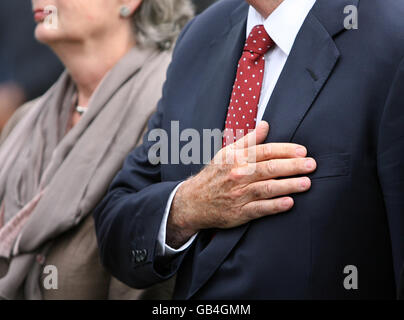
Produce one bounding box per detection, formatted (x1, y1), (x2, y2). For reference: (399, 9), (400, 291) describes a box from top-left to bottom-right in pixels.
(244, 25), (274, 55)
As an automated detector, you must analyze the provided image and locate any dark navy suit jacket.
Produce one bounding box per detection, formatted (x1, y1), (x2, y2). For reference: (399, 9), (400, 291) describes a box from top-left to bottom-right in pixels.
(94, 0), (404, 299)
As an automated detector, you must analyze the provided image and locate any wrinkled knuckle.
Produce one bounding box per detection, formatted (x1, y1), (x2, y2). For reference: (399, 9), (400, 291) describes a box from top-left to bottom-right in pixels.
(232, 149), (243, 164)
(229, 168), (242, 182)
(254, 202), (264, 216)
(267, 160), (276, 175)
(251, 187), (262, 200)
(241, 148), (250, 161)
(231, 188), (244, 200)
(263, 144), (272, 159)
(265, 182), (274, 197)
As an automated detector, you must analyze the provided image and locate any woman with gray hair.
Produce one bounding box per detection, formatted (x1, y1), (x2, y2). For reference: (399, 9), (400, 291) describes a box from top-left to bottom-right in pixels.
(0, 0), (193, 299)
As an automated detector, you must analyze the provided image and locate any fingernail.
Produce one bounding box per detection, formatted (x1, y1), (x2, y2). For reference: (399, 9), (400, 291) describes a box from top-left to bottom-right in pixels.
(305, 159), (315, 170)
(296, 147), (306, 157)
(282, 198), (293, 208)
(300, 178), (309, 189)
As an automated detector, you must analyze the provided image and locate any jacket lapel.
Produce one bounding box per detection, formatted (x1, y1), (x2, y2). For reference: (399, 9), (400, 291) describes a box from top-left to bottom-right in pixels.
(261, 13), (341, 143)
(262, 0), (359, 143)
(187, 0), (359, 298)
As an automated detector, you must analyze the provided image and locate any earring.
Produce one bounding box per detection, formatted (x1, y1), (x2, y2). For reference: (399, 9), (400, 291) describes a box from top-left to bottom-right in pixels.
(119, 5), (131, 18)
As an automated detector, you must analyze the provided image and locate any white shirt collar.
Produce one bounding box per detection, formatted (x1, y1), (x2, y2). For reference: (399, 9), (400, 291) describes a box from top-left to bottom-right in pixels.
(247, 0), (316, 56)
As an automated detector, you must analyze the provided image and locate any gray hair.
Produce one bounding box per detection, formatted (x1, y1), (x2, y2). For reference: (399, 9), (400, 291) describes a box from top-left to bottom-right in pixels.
(132, 0), (195, 50)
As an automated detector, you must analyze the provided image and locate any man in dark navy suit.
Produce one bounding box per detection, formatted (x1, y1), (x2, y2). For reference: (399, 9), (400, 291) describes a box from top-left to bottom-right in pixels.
(94, 0), (404, 299)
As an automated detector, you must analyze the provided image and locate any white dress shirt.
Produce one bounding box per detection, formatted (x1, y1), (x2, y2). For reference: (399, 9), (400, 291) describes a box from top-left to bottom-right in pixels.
(157, 0), (317, 256)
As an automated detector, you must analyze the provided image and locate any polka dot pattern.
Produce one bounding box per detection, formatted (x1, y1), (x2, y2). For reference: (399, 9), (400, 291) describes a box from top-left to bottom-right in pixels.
(223, 25), (274, 146)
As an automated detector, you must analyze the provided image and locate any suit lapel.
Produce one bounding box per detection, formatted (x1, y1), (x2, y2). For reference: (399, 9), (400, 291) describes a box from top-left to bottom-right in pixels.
(261, 12), (341, 143)
(187, 0), (359, 298)
(262, 0), (359, 143)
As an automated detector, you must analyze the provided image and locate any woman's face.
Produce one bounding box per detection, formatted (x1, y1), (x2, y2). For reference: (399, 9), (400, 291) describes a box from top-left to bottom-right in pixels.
(31, 0), (130, 45)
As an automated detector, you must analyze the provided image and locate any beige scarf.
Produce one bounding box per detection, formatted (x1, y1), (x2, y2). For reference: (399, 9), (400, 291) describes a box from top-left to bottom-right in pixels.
(0, 46), (171, 299)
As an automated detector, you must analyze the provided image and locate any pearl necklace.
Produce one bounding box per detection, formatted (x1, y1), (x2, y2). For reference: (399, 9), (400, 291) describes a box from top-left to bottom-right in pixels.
(75, 106), (88, 116)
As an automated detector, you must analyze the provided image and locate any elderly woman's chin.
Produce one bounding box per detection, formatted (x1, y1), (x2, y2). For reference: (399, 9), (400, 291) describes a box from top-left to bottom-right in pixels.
(34, 23), (63, 45)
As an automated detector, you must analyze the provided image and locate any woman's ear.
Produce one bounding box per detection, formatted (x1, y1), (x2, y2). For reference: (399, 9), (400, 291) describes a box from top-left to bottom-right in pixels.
(119, 0), (142, 18)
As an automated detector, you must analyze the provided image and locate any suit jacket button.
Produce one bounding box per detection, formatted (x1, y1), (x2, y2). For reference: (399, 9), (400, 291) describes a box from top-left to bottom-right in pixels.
(134, 249), (148, 263)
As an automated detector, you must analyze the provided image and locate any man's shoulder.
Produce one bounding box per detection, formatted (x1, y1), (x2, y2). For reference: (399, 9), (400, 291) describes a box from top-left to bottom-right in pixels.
(359, 0), (404, 45)
(353, 0), (404, 66)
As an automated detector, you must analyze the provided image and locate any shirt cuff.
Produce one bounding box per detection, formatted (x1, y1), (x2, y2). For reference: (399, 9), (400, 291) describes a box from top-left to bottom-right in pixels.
(156, 182), (198, 257)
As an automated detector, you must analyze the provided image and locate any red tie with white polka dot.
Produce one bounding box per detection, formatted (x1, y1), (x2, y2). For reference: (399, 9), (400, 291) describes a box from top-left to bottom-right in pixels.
(223, 25), (275, 147)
